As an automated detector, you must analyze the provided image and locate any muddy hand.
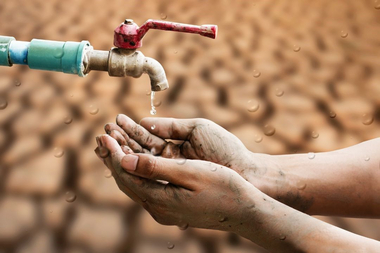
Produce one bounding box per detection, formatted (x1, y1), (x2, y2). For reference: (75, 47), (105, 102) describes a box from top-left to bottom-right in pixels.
(94, 134), (253, 230)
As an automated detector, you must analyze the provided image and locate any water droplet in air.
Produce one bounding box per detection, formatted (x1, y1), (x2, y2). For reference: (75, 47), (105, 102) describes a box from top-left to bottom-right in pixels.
(160, 13), (168, 20)
(167, 242), (175, 249)
(275, 88), (284, 97)
(14, 80), (21, 86)
(70, 93), (74, 98)
(340, 30), (348, 38)
(247, 99), (259, 112)
(150, 91), (157, 115)
(154, 100), (162, 107)
(151, 125), (156, 130)
(65, 191), (76, 203)
(311, 131), (319, 139)
(279, 235), (287, 240)
(54, 147), (64, 158)
(146, 91), (151, 96)
(365, 157), (370, 161)
(98, 146), (109, 158)
(293, 45), (301, 52)
(253, 70), (261, 78)
(329, 111), (336, 118)
(362, 113), (374, 125)
(89, 105), (99, 115)
(104, 169), (112, 178)
(254, 134), (263, 143)
(176, 158), (187, 165)
(308, 152), (315, 159)
(375, 0), (380, 9)
(63, 115), (72, 124)
(211, 167), (217, 172)
(0, 98), (8, 110)
(263, 124), (275, 136)
(178, 223), (189, 230)
(174, 50), (178, 54)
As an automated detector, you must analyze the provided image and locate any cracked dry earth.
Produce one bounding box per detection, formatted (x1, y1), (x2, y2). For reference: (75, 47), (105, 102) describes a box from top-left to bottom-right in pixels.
(0, 0), (380, 252)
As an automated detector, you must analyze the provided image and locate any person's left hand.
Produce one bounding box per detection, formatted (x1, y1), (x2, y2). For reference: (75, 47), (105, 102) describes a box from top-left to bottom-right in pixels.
(94, 134), (255, 230)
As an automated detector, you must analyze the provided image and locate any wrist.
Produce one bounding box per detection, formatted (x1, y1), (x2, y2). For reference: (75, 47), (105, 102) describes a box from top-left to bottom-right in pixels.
(243, 151), (290, 201)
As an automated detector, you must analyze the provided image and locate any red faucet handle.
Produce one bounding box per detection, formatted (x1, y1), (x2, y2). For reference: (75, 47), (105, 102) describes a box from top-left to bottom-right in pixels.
(114, 19), (218, 49)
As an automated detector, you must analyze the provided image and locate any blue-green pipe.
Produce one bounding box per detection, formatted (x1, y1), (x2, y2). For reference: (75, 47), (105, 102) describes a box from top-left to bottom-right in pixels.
(0, 36), (91, 77)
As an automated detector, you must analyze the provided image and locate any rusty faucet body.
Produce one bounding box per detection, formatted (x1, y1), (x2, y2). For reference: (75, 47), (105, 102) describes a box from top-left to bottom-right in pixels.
(0, 19), (217, 92)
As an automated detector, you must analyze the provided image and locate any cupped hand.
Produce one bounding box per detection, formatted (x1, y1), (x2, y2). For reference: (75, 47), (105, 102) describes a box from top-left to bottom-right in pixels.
(94, 134), (255, 230)
(105, 114), (267, 182)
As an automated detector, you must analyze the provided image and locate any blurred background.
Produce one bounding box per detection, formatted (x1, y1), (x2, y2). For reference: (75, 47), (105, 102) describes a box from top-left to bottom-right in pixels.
(0, 0), (380, 252)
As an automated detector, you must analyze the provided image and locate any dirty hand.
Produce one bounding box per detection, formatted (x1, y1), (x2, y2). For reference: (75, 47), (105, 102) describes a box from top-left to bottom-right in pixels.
(104, 114), (273, 192)
(94, 134), (255, 230)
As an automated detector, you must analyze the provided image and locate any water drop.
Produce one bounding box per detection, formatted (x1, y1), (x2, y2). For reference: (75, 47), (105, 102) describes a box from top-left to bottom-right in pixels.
(211, 167), (217, 172)
(275, 88), (284, 97)
(311, 131), (319, 139)
(63, 115), (72, 124)
(362, 113), (374, 125)
(176, 158), (187, 165)
(0, 98), (8, 110)
(89, 105), (99, 115)
(151, 125), (156, 130)
(14, 80), (21, 87)
(329, 111), (336, 118)
(308, 152), (315, 159)
(178, 223), (189, 230)
(296, 181), (306, 190)
(104, 169), (112, 178)
(279, 235), (287, 240)
(167, 242), (175, 249)
(293, 45), (301, 52)
(263, 124), (276, 136)
(65, 191), (76, 203)
(54, 147), (64, 158)
(154, 100), (162, 107)
(98, 146), (109, 158)
(54, 48), (64, 58)
(146, 91), (151, 96)
(254, 134), (263, 143)
(340, 30), (348, 38)
(253, 69), (261, 78)
(174, 50), (178, 54)
(219, 217), (227, 222)
(150, 91), (156, 115)
(247, 99), (260, 112)
(160, 13), (168, 20)
(375, 0), (380, 9)
(365, 157), (370, 161)
(70, 94), (74, 98)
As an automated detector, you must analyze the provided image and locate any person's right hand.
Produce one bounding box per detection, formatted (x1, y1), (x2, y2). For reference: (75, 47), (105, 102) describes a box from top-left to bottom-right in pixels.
(104, 115), (275, 193)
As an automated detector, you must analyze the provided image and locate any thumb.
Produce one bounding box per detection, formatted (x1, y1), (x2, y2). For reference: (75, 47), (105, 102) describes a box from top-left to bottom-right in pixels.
(121, 154), (200, 190)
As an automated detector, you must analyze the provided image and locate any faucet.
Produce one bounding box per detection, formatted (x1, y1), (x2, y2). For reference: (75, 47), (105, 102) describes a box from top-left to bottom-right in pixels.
(0, 19), (217, 92)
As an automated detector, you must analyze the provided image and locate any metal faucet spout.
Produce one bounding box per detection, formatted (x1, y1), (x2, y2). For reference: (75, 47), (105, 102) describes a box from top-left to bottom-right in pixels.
(85, 48), (169, 91)
(143, 56), (169, 91)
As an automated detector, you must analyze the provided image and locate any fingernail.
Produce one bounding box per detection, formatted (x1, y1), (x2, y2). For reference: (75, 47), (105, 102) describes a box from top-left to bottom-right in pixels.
(104, 124), (111, 135)
(121, 154), (139, 171)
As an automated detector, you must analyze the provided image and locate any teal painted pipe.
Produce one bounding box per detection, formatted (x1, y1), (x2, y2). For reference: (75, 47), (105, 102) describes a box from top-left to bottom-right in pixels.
(0, 36), (92, 77)
(0, 36), (15, 66)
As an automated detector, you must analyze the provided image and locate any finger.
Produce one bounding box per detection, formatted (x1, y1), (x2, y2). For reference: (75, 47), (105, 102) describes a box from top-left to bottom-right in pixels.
(121, 145), (134, 154)
(96, 135), (146, 203)
(94, 147), (106, 165)
(180, 141), (200, 159)
(108, 130), (127, 146)
(140, 117), (200, 140)
(116, 114), (167, 155)
(161, 142), (183, 159)
(105, 123), (144, 153)
(121, 153), (203, 190)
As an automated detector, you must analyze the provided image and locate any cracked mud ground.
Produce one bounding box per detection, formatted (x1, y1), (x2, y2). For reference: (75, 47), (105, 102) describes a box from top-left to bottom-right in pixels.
(0, 0), (380, 252)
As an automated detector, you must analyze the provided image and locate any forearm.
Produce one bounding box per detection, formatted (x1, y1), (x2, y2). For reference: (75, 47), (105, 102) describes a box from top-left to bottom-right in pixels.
(245, 138), (380, 217)
(233, 186), (380, 252)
